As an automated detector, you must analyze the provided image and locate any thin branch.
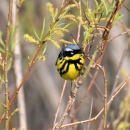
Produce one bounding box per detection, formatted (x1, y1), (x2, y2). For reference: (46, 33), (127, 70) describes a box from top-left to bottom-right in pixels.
(87, 98), (93, 130)
(120, 20), (130, 36)
(74, 67), (101, 116)
(4, 0), (13, 129)
(108, 30), (130, 42)
(55, 96), (75, 129)
(53, 80), (67, 128)
(89, 73), (104, 98)
(98, 32), (129, 130)
(109, 38), (129, 106)
(12, 0), (27, 129)
(100, 67), (107, 129)
(60, 76), (130, 128)
(123, 5), (130, 12)
(54, 81), (81, 129)
(97, 0), (125, 64)
(76, 0), (81, 43)
(90, 64), (108, 129)
(9, 43), (44, 107)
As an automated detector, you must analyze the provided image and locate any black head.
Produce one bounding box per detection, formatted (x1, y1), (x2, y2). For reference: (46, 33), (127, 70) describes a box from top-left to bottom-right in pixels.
(58, 44), (82, 59)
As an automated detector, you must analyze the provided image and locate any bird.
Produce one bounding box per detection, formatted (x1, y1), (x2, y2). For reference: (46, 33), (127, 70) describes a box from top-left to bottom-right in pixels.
(56, 44), (85, 80)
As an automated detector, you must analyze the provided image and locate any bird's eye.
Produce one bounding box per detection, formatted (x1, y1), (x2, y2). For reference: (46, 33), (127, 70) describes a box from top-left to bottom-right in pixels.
(66, 50), (74, 57)
(65, 48), (74, 57)
(70, 51), (74, 55)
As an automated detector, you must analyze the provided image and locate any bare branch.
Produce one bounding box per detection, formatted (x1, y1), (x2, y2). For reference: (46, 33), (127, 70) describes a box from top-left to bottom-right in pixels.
(53, 80), (67, 128)
(60, 76), (130, 128)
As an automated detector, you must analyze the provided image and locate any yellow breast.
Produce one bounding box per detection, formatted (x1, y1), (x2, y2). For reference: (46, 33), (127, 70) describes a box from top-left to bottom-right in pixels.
(56, 53), (85, 80)
(61, 64), (80, 80)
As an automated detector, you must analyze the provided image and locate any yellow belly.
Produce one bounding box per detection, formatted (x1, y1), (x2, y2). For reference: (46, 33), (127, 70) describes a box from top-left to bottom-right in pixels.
(56, 53), (85, 80)
(61, 64), (80, 80)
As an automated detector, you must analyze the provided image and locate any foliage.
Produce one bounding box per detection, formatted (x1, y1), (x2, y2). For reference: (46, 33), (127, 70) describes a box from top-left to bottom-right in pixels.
(0, 0), (129, 129)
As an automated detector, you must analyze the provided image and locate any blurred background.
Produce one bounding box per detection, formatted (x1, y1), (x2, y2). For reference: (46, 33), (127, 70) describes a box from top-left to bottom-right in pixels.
(0, 0), (130, 129)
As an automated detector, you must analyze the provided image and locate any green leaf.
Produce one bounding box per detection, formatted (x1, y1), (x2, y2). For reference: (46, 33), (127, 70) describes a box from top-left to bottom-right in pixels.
(112, 0), (115, 6)
(106, 11), (111, 20)
(0, 31), (5, 48)
(10, 25), (18, 52)
(94, 0), (99, 9)
(106, 3), (114, 20)
(41, 42), (47, 55)
(33, 29), (40, 40)
(0, 74), (4, 83)
(63, 21), (71, 29)
(40, 18), (46, 41)
(56, 23), (65, 27)
(113, 13), (124, 24)
(102, 0), (108, 15)
(54, 8), (58, 20)
(59, 10), (68, 20)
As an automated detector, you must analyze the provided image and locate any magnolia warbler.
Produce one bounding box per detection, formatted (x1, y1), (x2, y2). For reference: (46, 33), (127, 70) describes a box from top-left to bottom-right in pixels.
(56, 44), (85, 80)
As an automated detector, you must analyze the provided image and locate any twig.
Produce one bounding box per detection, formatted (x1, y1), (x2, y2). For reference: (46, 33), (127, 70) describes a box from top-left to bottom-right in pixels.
(9, 43), (44, 107)
(55, 81), (80, 129)
(120, 20), (130, 36)
(97, 0), (125, 64)
(113, 84), (130, 129)
(55, 96), (75, 129)
(12, 0), (27, 129)
(100, 67), (107, 129)
(71, 66), (104, 120)
(4, 0), (13, 129)
(60, 76), (130, 128)
(97, 1), (129, 127)
(76, 0), (81, 43)
(92, 25), (109, 32)
(108, 38), (129, 107)
(91, 64), (108, 129)
(74, 67), (100, 115)
(53, 80), (67, 128)
(98, 38), (129, 129)
(108, 30), (130, 42)
(79, 47), (100, 85)
(89, 73), (104, 98)
(123, 5), (130, 12)
(87, 98), (93, 130)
